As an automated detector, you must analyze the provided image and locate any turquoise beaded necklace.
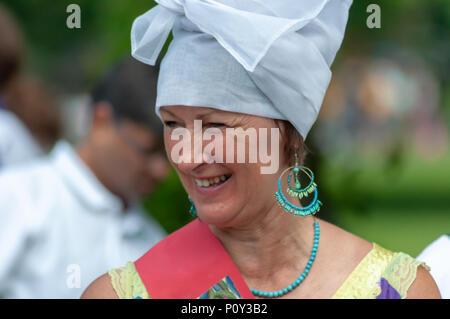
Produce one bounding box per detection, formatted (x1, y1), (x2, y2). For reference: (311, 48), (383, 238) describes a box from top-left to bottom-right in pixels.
(250, 220), (320, 298)
(188, 197), (320, 298)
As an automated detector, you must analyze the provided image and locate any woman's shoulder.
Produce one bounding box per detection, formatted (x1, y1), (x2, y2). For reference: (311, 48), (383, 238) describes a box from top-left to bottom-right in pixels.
(405, 262), (441, 299)
(81, 262), (150, 299)
(319, 220), (440, 298)
(81, 272), (119, 299)
(370, 244), (440, 299)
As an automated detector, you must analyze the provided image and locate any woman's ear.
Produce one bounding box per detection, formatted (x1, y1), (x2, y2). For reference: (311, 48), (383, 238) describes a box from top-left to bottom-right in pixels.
(92, 101), (114, 127)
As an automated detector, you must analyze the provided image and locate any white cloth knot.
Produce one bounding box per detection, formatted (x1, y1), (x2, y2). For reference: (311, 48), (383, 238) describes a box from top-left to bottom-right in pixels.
(132, 0), (338, 72)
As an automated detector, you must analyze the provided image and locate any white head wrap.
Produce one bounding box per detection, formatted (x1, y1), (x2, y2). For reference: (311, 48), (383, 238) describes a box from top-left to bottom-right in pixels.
(131, 0), (352, 139)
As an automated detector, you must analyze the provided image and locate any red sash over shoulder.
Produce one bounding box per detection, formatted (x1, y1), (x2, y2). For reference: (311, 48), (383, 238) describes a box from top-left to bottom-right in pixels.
(134, 219), (254, 299)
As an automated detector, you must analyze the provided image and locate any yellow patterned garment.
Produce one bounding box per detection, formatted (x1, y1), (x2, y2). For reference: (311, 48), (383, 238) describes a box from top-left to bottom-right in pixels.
(108, 243), (429, 299)
(332, 243), (429, 299)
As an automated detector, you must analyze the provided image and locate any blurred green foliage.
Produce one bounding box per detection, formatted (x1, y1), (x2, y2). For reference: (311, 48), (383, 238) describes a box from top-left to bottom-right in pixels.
(342, 1), (450, 113)
(323, 146), (450, 256)
(4, 0), (159, 92)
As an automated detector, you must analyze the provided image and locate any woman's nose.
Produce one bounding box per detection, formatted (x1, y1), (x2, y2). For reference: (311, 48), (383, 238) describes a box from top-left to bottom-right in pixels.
(168, 125), (219, 173)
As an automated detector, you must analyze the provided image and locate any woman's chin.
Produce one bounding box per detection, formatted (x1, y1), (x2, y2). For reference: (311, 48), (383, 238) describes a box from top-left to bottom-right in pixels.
(195, 204), (239, 226)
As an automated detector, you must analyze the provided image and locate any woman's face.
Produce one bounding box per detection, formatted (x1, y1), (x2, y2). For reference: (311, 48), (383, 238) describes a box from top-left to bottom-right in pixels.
(160, 105), (288, 227)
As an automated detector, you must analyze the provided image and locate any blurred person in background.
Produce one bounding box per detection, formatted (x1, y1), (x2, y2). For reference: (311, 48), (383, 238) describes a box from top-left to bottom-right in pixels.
(417, 235), (450, 298)
(0, 4), (46, 168)
(0, 4), (61, 169)
(3, 76), (62, 153)
(0, 57), (169, 298)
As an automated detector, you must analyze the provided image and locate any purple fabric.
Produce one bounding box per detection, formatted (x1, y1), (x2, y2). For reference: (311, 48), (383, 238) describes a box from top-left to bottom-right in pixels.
(376, 277), (401, 299)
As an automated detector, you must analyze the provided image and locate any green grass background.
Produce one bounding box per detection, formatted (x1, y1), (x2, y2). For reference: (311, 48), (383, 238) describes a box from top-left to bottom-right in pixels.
(322, 147), (450, 257)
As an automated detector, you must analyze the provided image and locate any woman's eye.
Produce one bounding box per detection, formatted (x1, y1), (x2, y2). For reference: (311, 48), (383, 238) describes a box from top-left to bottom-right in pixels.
(164, 121), (178, 128)
(208, 123), (226, 128)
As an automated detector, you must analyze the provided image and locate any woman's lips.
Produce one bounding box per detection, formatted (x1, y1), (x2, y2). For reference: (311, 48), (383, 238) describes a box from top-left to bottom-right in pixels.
(193, 174), (232, 195)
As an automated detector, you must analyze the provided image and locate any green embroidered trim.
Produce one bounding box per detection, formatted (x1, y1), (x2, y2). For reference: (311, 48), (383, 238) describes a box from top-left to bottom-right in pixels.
(381, 252), (430, 299)
(108, 262), (150, 299)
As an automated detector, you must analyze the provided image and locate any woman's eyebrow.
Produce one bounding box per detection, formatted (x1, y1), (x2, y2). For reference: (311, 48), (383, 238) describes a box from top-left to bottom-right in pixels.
(161, 108), (217, 120)
(199, 110), (236, 122)
(160, 109), (180, 119)
(197, 110), (218, 120)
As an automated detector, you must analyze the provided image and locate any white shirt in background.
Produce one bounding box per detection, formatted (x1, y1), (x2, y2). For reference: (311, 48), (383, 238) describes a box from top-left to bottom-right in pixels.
(0, 141), (167, 298)
(0, 109), (43, 169)
(417, 235), (450, 299)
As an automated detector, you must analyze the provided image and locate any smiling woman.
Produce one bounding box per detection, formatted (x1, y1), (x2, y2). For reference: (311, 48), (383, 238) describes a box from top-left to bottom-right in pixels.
(82, 0), (441, 299)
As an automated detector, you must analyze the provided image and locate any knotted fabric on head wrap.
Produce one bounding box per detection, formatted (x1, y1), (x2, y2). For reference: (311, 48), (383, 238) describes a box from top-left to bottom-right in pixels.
(131, 0), (352, 140)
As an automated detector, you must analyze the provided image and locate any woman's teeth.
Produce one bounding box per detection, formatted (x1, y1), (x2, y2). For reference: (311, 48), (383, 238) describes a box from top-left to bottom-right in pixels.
(195, 175), (229, 187)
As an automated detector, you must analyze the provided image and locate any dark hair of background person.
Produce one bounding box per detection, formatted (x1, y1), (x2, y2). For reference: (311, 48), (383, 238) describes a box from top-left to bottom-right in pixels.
(0, 4), (61, 151)
(0, 4), (23, 92)
(4, 77), (61, 151)
(91, 56), (163, 138)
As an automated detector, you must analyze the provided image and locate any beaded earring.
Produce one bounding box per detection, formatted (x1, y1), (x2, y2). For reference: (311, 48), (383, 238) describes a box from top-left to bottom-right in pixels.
(188, 196), (198, 218)
(275, 153), (322, 217)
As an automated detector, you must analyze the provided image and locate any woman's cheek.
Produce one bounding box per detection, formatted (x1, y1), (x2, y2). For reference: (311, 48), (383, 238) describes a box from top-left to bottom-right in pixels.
(164, 131), (176, 164)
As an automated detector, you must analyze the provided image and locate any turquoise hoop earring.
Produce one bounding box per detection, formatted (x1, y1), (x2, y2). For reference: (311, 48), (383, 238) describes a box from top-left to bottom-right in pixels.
(275, 160), (322, 217)
(286, 166), (317, 199)
(188, 196), (198, 218)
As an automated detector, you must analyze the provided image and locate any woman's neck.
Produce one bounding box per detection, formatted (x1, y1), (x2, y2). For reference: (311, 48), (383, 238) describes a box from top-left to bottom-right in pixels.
(209, 203), (317, 288)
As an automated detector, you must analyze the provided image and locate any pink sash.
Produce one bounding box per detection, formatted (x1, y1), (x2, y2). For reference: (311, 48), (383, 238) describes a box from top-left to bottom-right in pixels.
(134, 219), (254, 299)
